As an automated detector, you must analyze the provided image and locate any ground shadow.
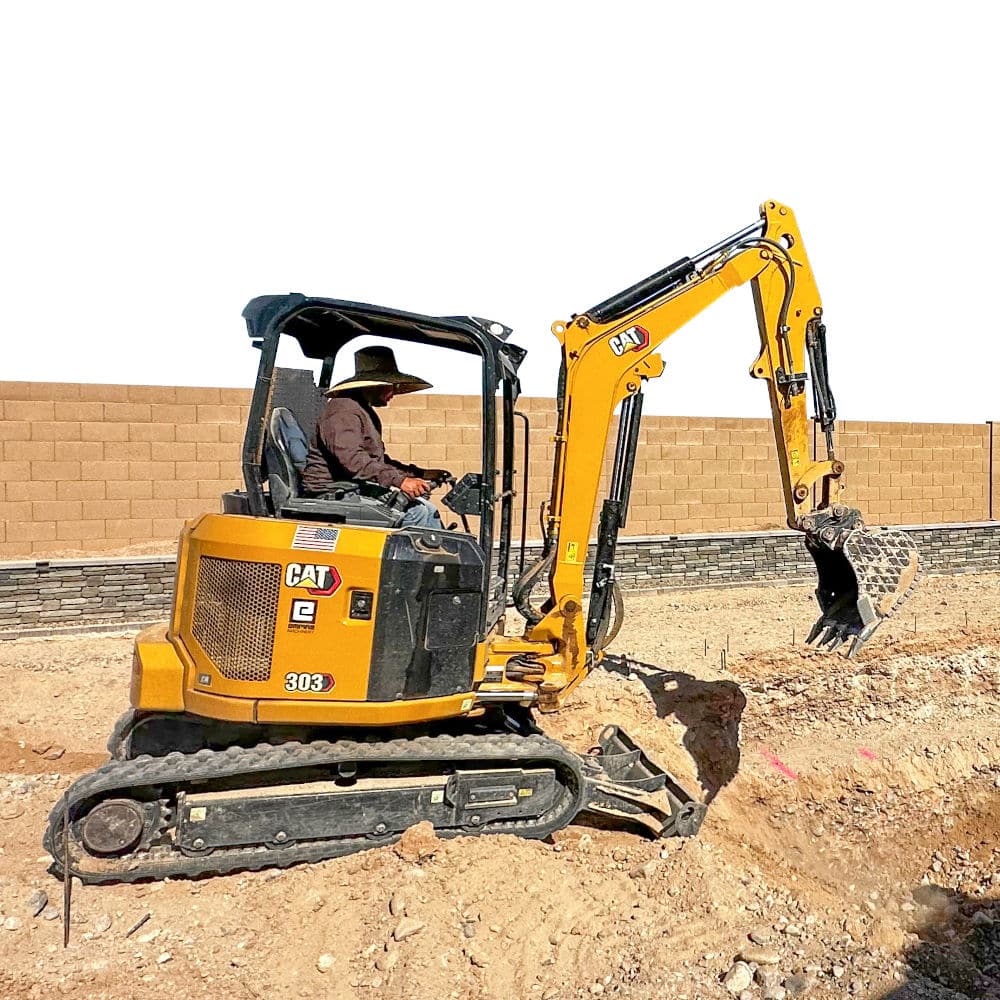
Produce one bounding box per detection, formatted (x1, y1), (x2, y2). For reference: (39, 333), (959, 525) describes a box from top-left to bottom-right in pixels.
(878, 886), (1000, 999)
(601, 655), (746, 803)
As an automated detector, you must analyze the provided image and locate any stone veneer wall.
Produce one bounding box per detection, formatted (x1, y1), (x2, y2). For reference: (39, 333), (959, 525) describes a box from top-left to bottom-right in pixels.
(2, 523), (997, 637)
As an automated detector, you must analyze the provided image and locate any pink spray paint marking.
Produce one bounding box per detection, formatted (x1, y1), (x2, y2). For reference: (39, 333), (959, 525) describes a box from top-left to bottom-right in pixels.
(858, 748), (877, 761)
(760, 749), (799, 780)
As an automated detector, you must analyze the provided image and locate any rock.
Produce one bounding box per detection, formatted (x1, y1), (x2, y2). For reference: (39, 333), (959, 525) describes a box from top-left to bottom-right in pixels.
(831, 965), (846, 979)
(465, 948), (488, 968)
(389, 892), (406, 917)
(749, 926), (774, 945)
(4, 917), (24, 931)
(138, 929), (161, 944)
(392, 917), (425, 941)
(589, 984), (604, 996)
(27, 889), (48, 917)
(462, 922), (476, 939)
(739, 946), (781, 965)
(971, 910), (994, 927)
(317, 953), (335, 973)
(782, 924), (802, 937)
(156, 952), (172, 965)
(724, 962), (753, 994)
(756, 967), (783, 989)
(629, 860), (659, 879)
(763, 988), (787, 1000)
(0, 802), (25, 820)
(41, 906), (61, 922)
(783, 973), (814, 995)
(374, 948), (398, 972)
(394, 822), (439, 862)
(93, 914), (112, 936)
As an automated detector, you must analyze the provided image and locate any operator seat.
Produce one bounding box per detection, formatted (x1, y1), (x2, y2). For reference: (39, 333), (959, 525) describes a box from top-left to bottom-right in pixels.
(267, 407), (310, 511)
(264, 406), (406, 528)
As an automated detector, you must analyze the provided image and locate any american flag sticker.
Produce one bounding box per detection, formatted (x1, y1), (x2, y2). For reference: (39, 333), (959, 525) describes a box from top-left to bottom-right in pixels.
(291, 525), (341, 552)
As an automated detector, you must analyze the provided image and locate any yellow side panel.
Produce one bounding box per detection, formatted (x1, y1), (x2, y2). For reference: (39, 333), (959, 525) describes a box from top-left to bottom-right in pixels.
(174, 513), (388, 704)
(255, 692), (476, 727)
(131, 623), (185, 712)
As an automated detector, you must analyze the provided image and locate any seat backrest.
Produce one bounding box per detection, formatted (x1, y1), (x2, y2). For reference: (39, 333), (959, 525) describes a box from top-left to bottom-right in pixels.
(266, 407), (310, 513)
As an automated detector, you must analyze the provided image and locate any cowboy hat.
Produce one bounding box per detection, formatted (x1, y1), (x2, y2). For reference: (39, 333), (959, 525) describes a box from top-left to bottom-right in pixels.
(326, 346), (432, 396)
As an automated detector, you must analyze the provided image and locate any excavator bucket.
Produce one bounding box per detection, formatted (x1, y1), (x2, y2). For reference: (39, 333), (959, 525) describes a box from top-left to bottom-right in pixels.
(805, 522), (920, 657)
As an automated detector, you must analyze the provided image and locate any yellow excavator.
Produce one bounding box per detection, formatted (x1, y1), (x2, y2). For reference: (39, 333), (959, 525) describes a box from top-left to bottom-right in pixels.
(45, 200), (919, 885)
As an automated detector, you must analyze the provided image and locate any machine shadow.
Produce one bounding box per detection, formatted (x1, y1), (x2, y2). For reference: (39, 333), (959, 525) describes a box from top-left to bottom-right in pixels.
(601, 655), (747, 804)
(878, 886), (999, 999)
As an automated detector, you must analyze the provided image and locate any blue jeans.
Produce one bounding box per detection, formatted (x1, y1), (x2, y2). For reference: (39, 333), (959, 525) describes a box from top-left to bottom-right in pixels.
(401, 497), (443, 529)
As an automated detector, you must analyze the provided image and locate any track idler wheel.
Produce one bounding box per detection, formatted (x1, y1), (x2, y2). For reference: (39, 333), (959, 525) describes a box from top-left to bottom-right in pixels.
(78, 799), (147, 857)
(802, 506), (920, 657)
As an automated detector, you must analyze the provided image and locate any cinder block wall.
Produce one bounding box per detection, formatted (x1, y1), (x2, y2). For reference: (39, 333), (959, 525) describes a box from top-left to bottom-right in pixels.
(0, 382), (249, 560)
(991, 421), (999, 520)
(0, 380), (995, 560)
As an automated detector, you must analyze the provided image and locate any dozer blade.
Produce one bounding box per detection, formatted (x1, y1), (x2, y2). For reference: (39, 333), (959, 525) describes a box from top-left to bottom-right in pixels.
(805, 521), (920, 657)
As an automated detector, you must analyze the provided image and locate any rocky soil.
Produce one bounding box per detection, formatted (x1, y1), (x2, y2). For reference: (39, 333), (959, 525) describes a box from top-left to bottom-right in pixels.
(0, 573), (998, 1000)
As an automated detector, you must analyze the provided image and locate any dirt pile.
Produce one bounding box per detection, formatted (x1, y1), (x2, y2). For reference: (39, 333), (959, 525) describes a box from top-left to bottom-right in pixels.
(0, 573), (998, 999)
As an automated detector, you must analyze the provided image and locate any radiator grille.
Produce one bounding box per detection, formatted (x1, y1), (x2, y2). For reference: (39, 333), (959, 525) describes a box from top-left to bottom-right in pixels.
(191, 556), (281, 682)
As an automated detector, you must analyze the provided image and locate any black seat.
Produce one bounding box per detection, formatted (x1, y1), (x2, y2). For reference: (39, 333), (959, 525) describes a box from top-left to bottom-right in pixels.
(267, 407), (310, 510)
(265, 407), (406, 527)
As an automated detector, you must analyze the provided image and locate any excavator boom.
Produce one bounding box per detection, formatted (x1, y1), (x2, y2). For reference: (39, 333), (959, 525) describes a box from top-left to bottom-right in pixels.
(519, 200), (919, 660)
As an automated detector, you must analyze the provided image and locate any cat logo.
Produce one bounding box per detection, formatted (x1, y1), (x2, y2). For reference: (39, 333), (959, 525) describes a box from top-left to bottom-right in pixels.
(284, 563), (342, 597)
(608, 325), (650, 357)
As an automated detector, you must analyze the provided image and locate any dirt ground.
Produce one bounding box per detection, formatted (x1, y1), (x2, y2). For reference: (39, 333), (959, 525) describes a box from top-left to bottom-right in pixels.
(1, 574), (998, 1000)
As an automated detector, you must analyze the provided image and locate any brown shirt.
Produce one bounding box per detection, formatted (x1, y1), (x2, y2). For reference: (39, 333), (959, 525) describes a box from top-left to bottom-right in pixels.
(301, 394), (416, 494)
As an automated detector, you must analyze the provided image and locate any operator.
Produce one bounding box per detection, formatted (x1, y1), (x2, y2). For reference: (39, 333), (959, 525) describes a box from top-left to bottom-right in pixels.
(300, 346), (450, 528)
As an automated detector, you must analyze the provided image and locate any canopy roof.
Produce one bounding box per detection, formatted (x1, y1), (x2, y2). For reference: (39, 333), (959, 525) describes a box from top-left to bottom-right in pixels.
(242, 294), (526, 376)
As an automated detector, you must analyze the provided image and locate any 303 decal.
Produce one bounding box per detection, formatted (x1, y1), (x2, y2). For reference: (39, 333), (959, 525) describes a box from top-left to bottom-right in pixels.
(283, 671), (335, 693)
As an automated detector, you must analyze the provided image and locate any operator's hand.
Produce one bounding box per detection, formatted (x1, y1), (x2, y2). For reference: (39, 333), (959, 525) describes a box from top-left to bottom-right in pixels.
(420, 468), (453, 484)
(400, 476), (433, 499)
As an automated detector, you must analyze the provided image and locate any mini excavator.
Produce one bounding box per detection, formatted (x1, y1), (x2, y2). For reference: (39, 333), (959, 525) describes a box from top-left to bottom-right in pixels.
(46, 200), (919, 885)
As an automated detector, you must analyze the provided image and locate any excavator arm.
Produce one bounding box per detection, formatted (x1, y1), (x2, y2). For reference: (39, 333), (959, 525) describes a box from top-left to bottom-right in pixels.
(514, 200), (919, 668)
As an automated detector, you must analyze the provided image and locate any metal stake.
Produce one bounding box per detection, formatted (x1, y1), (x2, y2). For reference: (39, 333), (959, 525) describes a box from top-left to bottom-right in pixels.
(62, 793), (71, 948)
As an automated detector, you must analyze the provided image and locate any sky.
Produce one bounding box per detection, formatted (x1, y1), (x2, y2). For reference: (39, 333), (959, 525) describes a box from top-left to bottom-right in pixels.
(2, 3), (997, 423)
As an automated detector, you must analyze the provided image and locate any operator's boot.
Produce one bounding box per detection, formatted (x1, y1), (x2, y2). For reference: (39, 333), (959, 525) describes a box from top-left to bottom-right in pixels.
(801, 506), (920, 657)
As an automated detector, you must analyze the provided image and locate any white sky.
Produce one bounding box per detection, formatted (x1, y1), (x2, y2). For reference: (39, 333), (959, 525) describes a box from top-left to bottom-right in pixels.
(3, 3), (996, 423)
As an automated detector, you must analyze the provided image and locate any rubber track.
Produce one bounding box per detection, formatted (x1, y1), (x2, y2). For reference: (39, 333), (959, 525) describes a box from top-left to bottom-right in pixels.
(44, 732), (587, 885)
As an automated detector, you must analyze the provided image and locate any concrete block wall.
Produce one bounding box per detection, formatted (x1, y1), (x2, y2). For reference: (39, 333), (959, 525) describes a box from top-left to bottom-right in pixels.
(1, 380), (997, 561)
(991, 421), (999, 520)
(0, 381), (250, 560)
(836, 420), (989, 525)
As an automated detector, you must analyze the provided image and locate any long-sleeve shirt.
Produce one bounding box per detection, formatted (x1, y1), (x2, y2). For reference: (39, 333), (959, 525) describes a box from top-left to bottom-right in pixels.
(300, 393), (416, 494)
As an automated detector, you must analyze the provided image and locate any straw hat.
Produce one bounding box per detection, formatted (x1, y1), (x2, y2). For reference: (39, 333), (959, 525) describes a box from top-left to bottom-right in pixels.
(326, 346), (432, 396)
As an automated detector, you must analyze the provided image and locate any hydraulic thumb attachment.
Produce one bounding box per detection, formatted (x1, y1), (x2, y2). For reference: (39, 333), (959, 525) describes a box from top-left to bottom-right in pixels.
(801, 506), (920, 657)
